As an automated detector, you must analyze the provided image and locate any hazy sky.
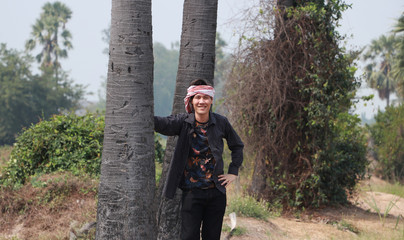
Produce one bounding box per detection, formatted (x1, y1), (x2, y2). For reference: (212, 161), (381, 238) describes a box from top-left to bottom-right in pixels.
(1, 0), (403, 117)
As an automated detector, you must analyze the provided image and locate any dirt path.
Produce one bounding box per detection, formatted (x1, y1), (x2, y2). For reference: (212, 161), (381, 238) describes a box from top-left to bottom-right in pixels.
(222, 179), (404, 240)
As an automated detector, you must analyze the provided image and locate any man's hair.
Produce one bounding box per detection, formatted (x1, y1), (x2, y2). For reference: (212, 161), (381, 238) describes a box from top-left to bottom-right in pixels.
(189, 78), (210, 87)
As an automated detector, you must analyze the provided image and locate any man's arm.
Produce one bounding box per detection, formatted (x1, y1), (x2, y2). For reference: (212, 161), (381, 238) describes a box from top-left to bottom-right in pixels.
(224, 118), (244, 176)
(154, 114), (184, 136)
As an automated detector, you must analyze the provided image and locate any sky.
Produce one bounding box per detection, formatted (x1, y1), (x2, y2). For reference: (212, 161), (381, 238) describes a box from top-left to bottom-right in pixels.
(0, 0), (403, 118)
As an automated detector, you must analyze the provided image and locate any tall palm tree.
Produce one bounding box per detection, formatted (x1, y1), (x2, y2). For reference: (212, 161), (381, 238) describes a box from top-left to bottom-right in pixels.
(25, 1), (72, 78)
(95, 0), (156, 239)
(393, 12), (404, 97)
(156, 0), (218, 239)
(363, 34), (400, 107)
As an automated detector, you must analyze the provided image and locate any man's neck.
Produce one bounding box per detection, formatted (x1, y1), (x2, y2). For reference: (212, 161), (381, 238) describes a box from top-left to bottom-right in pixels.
(195, 113), (209, 123)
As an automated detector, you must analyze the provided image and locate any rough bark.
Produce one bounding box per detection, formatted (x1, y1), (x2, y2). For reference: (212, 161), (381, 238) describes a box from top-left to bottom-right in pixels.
(96, 0), (156, 239)
(155, 0), (218, 239)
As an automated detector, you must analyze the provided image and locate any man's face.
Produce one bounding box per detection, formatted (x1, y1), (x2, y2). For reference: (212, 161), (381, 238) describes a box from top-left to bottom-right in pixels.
(192, 93), (212, 116)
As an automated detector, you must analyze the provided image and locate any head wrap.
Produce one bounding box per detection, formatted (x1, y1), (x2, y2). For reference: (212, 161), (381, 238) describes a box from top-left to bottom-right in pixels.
(184, 85), (215, 113)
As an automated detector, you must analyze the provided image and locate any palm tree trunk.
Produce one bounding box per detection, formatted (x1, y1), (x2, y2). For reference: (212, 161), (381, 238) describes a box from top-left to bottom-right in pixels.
(155, 0), (218, 239)
(386, 76), (390, 107)
(96, 0), (156, 239)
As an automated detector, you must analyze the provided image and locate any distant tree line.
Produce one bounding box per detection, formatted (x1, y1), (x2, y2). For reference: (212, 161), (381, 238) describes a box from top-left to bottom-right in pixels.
(365, 11), (404, 182)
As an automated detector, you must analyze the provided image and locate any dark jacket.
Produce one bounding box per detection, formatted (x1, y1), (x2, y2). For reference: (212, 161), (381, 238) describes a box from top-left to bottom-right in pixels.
(154, 112), (244, 199)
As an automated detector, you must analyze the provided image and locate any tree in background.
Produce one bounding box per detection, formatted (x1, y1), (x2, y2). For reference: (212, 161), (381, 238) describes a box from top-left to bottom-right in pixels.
(25, 1), (72, 82)
(154, 42), (180, 117)
(393, 12), (404, 97)
(369, 105), (404, 182)
(95, 0), (156, 238)
(362, 34), (400, 106)
(155, 0), (218, 238)
(226, 0), (367, 208)
(0, 45), (35, 145)
(0, 44), (83, 146)
(366, 12), (404, 183)
(212, 32), (229, 113)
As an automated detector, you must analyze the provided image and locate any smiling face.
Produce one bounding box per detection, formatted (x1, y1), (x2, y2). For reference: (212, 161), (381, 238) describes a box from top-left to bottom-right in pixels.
(192, 93), (212, 119)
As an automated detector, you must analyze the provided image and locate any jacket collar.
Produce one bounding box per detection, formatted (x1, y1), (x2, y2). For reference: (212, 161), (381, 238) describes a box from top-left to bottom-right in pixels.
(185, 112), (216, 125)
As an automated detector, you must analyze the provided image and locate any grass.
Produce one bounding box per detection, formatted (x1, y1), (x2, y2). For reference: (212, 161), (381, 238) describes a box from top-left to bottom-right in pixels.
(222, 224), (248, 236)
(331, 220), (360, 234)
(359, 177), (404, 226)
(364, 193), (399, 226)
(226, 194), (272, 221)
(371, 182), (404, 198)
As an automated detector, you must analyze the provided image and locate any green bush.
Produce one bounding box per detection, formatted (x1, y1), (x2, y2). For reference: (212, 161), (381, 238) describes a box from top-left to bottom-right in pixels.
(314, 112), (369, 205)
(1, 113), (104, 186)
(1, 113), (166, 187)
(369, 105), (404, 181)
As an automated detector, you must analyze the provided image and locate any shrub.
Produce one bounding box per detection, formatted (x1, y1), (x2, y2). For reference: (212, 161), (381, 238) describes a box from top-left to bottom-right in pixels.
(1, 113), (104, 186)
(315, 112), (368, 205)
(1, 113), (166, 187)
(369, 105), (404, 181)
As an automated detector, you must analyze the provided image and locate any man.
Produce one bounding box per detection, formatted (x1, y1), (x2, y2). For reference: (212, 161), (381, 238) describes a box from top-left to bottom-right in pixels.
(154, 79), (244, 240)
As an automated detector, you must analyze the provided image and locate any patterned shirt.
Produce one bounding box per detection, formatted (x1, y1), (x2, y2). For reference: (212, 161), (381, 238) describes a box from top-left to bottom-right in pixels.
(181, 121), (216, 190)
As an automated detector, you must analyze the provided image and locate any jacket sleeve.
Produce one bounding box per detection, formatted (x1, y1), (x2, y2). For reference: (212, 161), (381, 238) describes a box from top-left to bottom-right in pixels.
(224, 118), (244, 175)
(154, 114), (184, 136)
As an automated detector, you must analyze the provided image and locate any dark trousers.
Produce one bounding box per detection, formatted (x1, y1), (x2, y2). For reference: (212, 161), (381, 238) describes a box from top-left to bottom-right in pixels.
(181, 188), (226, 240)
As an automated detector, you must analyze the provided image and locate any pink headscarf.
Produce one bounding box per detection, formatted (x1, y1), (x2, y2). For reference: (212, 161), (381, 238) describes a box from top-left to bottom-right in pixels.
(184, 85), (215, 113)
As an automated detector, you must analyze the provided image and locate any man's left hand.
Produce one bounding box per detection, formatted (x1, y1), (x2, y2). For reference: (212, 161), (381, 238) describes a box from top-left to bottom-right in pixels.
(218, 174), (237, 188)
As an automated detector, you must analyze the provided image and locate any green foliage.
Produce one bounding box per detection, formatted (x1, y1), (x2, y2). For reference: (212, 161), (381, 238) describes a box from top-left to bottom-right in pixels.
(1, 113), (104, 186)
(0, 44), (36, 145)
(0, 113), (165, 187)
(0, 2), (84, 146)
(315, 112), (368, 205)
(226, 195), (271, 220)
(0, 43), (84, 145)
(369, 105), (404, 181)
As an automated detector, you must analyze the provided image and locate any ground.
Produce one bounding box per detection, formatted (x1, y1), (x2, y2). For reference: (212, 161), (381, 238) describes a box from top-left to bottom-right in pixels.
(222, 177), (404, 240)
(1, 175), (403, 240)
